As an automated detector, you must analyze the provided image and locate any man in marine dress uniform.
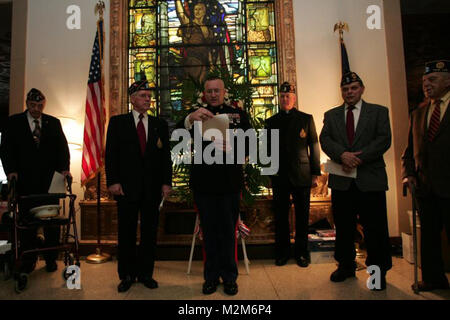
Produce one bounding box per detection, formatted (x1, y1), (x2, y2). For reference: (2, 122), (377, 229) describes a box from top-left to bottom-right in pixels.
(179, 75), (252, 295)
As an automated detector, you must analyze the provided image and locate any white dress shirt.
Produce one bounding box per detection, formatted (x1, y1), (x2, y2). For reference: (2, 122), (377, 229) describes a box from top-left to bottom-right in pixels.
(132, 109), (148, 141)
(26, 111), (42, 133)
(344, 99), (363, 131)
(427, 90), (450, 126)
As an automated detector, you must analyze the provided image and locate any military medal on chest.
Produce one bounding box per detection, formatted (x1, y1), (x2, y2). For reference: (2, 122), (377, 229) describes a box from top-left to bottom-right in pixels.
(228, 113), (241, 126)
(300, 128), (307, 138)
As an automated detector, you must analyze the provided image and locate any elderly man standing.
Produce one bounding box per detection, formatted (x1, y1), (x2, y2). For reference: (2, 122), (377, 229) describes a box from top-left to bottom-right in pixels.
(0, 88), (71, 276)
(402, 60), (450, 292)
(320, 72), (392, 291)
(179, 75), (251, 295)
(266, 82), (321, 268)
(105, 80), (172, 293)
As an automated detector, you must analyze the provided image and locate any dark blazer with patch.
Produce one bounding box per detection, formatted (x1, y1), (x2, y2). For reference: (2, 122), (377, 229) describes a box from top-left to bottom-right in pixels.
(265, 108), (321, 186)
(401, 101), (450, 198)
(320, 101), (391, 192)
(105, 113), (172, 201)
(0, 111), (70, 196)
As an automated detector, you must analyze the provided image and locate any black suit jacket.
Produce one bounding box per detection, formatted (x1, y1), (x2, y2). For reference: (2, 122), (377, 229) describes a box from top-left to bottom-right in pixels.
(402, 101), (450, 198)
(105, 113), (172, 201)
(0, 111), (70, 196)
(266, 108), (321, 187)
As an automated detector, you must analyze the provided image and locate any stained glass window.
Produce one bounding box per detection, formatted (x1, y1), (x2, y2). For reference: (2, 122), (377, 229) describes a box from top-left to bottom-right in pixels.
(128, 0), (279, 122)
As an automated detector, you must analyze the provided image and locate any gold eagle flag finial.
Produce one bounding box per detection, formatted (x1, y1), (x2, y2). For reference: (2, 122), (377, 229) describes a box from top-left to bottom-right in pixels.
(95, 1), (106, 18)
(334, 21), (349, 42)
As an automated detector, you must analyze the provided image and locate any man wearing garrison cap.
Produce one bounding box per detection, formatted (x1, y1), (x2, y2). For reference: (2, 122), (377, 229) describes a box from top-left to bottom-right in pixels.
(0, 88), (71, 280)
(266, 81), (321, 268)
(402, 60), (450, 291)
(320, 72), (392, 290)
(105, 79), (172, 293)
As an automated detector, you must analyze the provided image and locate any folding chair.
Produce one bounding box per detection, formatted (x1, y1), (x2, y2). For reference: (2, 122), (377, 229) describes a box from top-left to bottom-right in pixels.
(187, 213), (250, 275)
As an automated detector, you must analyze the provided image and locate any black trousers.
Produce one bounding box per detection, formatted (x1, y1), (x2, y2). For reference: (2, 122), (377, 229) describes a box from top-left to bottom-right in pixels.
(18, 198), (60, 273)
(416, 194), (450, 284)
(272, 178), (311, 259)
(116, 196), (160, 280)
(16, 227), (60, 273)
(331, 182), (392, 272)
(194, 192), (240, 283)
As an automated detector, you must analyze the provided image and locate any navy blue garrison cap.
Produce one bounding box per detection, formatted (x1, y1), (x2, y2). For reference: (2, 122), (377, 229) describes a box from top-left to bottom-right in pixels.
(341, 72), (364, 87)
(128, 80), (152, 96)
(424, 60), (450, 75)
(280, 82), (296, 93)
(26, 88), (46, 102)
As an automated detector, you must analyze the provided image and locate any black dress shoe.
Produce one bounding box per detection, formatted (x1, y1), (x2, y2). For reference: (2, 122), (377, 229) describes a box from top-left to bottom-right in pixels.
(202, 280), (219, 295)
(15, 273), (29, 292)
(296, 255), (310, 268)
(45, 261), (58, 273)
(138, 276), (158, 289)
(414, 281), (450, 292)
(223, 281), (238, 295)
(330, 267), (355, 282)
(118, 276), (134, 293)
(275, 257), (289, 266)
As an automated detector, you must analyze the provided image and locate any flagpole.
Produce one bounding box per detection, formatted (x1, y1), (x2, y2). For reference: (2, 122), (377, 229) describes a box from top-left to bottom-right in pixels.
(86, 0), (111, 264)
(334, 21), (350, 75)
(333, 21), (349, 43)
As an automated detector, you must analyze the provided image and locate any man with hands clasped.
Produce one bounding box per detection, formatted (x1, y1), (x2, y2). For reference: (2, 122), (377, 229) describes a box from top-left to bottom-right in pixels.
(320, 72), (392, 291)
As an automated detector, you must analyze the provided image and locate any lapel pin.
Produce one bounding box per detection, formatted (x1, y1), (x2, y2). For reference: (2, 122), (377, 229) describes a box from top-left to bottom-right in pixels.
(300, 129), (307, 138)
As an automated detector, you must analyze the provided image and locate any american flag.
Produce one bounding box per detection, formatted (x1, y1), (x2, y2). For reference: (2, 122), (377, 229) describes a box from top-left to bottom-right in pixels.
(81, 19), (105, 184)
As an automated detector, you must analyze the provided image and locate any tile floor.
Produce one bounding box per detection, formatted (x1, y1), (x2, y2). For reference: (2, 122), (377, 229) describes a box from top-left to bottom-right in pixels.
(0, 256), (449, 300)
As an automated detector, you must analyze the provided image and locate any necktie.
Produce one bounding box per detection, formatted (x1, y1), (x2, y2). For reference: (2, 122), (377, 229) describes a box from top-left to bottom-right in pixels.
(346, 105), (355, 145)
(137, 113), (146, 156)
(33, 119), (41, 146)
(428, 100), (441, 142)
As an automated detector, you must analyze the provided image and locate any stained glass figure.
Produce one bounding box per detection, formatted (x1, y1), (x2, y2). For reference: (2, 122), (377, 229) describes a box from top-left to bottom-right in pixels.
(128, 0), (279, 120)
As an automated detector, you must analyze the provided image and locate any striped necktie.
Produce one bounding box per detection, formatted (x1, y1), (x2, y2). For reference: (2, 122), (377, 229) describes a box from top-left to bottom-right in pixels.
(33, 119), (41, 146)
(428, 100), (442, 142)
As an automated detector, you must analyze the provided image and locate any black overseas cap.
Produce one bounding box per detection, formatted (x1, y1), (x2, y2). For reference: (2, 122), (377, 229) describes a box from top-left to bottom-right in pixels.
(424, 60), (450, 75)
(280, 81), (296, 93)
(26, 88), (46, 102)
(128, 80), (152, 96)
(340, 72), (364, 87)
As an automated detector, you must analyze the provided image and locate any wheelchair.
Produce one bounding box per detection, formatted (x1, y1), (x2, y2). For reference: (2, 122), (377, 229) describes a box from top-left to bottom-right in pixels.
(1, 176), (80, 293)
